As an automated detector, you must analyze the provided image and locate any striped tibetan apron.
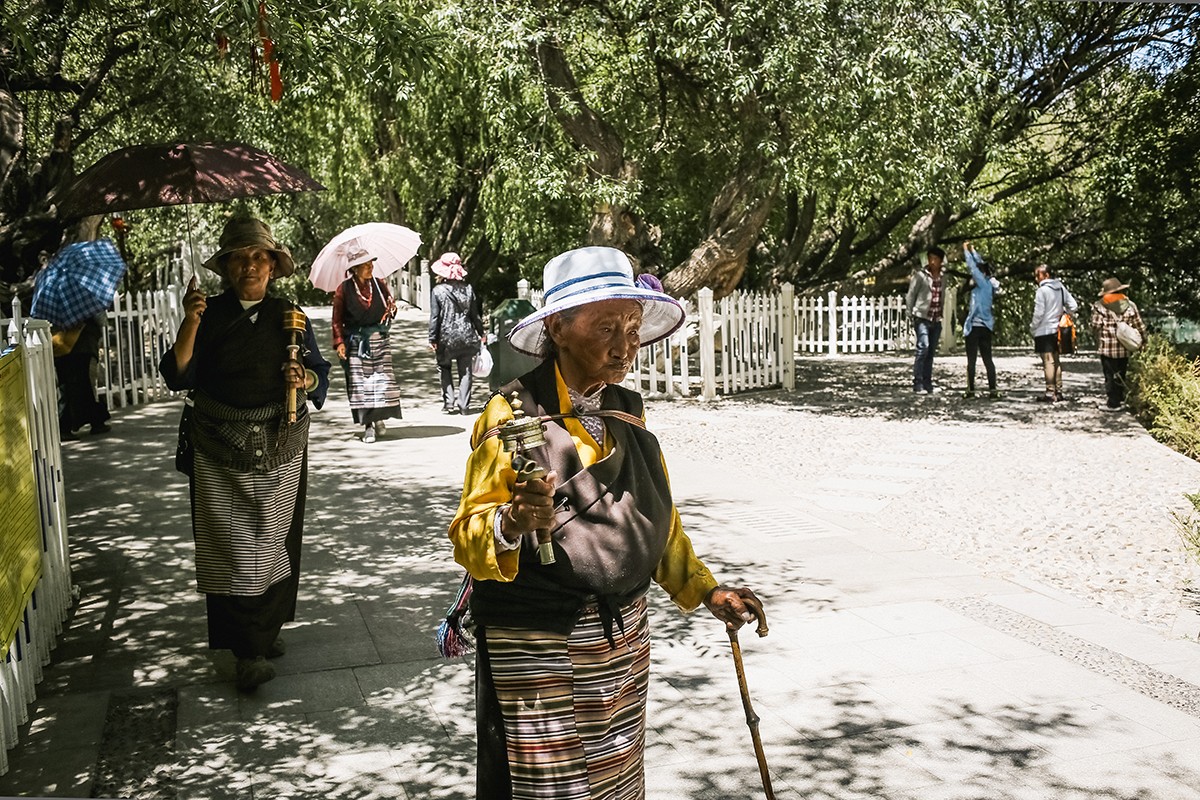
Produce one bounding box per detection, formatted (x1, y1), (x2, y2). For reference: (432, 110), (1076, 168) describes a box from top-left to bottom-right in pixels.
(479, 597), (651, 800)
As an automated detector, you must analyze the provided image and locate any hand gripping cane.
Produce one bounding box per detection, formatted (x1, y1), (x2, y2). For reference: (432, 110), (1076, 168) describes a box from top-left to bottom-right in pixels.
(728, 596), (775, 799)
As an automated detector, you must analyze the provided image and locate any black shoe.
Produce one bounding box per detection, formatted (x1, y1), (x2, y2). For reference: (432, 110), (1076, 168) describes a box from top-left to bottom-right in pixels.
(962, 390), (976, 399)
(988, 391), (1004, 400)
(61, 429), (80, 441)
(267, 637), (286, 658)
(1036, 392), (1056, 403)
(1055, 392), (1066, 402)
(90, 422), (111, 434)
(235, 656), (276, 691)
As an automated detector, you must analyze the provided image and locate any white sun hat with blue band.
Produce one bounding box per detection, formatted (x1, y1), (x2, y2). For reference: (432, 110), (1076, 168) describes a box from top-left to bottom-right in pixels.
(507, 246), (686, 358)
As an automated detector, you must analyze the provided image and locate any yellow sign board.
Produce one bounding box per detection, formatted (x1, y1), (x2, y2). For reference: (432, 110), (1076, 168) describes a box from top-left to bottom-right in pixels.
(0, 347), (43, 659)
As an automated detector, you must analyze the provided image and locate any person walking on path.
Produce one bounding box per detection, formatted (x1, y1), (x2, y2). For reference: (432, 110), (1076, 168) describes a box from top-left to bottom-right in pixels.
(54, 313), (112, 439)
(1029, 264), (1078, 402)
(447, 246), (763, 800)
(159, 217), (331, 692)
(906, 245), (946, 393)
(961, 241), (1002, 399)
(331, 246), (402, 443)
(428, 252), (485, 415)
(1090, 276), (1148, 411)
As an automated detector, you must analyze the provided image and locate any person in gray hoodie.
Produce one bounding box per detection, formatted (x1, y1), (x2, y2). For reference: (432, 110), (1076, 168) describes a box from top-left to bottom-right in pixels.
(1028, 264), (1078, 402)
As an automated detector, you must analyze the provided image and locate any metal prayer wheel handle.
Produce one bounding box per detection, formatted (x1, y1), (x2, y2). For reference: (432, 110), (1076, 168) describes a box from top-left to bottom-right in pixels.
(726, 594), (775, 799)
(282, 307), (308, 424)
(499, 393), (555, 565)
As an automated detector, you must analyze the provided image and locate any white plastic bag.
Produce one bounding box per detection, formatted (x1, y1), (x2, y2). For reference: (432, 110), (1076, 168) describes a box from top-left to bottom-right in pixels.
(471, 348), (493, 378)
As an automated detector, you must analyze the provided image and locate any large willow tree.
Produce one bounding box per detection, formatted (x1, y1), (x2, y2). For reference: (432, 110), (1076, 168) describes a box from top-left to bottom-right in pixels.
(4, 1), (1198, 318)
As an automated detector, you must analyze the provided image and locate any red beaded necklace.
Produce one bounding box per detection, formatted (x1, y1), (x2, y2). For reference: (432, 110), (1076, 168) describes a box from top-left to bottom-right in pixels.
(354, 276), (374, 308)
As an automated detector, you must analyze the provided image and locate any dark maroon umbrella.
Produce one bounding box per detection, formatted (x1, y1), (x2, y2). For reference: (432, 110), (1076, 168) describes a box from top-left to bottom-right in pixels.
(56, 141), (325, 218)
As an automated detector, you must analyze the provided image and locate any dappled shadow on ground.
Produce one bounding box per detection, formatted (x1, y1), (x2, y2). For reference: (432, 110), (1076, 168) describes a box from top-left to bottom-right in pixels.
(765, 351), (1147, 437)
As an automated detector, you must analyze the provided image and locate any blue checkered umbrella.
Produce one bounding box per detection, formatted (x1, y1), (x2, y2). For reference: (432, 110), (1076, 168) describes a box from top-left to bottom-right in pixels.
(30, 239), (128, 327)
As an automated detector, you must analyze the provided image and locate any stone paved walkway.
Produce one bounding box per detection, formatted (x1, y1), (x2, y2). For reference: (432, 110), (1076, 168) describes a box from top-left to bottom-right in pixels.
(2, 306), (1200, 799)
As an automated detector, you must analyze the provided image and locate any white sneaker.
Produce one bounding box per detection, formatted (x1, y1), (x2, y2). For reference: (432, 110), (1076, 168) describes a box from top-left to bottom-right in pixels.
(374, 420), (386, 436)
(363, 426), (376, 443)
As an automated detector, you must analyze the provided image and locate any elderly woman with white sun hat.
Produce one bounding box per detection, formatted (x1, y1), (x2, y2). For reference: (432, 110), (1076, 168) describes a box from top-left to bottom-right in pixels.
(447, 245), (763, 800)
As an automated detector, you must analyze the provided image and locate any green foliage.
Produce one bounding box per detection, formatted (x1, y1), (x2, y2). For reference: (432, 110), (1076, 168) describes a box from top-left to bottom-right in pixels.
(1128, 334), (1200, 461)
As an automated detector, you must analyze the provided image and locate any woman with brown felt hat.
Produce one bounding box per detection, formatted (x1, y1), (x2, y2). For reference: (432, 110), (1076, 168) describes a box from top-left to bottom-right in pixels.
(160, 216), (331, 691)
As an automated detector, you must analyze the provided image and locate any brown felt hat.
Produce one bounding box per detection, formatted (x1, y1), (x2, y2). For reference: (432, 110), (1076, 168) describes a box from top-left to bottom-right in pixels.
(1098, 277), (1130, 297)
(201, 217), (296, 277)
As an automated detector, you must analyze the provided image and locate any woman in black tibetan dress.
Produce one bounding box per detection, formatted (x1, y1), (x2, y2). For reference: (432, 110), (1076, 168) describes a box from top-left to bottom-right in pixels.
(160, 216), (330, 691)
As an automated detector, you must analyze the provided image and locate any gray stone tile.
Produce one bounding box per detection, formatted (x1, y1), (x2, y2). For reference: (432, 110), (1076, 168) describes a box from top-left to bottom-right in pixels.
(1034, 751), (1200, 799)
(865, 667), (1032, 725)
(946, 624), (1048, 661)
(764, 609), (895, 647)
(740, 641), (907, 694)
(963, 655), (1129, 706)
(353, 659), (466, 708)
(991, 697), (1170, 762)
(238, 667), (365, 719)
(857, 631), (997, 674)
(1091, 689), (1200, 741)
(871, 714), (1050, 784)
(177, 681), (241, 729)
(0, 742), (97, 798)
(1129, 736), (1200, 785)
(848, 601), (977, 636)
(305, 703), (446, 751)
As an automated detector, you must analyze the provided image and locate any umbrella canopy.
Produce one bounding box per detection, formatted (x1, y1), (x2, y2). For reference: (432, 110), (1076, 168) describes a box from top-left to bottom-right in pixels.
(31, 240), (128, 327)
(308, 223), (423, 292)
(56, 142), (325, 219)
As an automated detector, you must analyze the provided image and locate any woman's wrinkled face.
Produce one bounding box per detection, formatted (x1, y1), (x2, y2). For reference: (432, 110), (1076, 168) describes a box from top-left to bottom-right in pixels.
(547, 299), (642, 393)
(352, 261), (374, 282)
(226, 247), (275, 301)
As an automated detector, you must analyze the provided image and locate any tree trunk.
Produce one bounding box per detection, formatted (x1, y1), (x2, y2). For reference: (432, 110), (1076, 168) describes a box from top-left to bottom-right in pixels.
(532, 34), (662, 268)
(662, 159), (776, 299)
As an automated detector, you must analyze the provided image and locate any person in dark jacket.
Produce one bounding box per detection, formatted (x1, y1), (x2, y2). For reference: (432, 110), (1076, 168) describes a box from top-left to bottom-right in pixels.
(54, 313), (111, 439)
(447, 245), (763, 800)
(427, 252), (485, 414)
(159, 217), (330, 692)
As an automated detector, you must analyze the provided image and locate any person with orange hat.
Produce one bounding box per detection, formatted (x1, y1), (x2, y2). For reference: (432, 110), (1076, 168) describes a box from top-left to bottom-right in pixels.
(1090, 276), (1148, 411)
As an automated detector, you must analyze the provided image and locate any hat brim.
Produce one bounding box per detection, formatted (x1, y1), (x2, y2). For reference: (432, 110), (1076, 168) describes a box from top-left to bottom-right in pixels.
(1098, 284), (1129, 297)
(507, 287), (686, 357)
(202, 244), (296, 278)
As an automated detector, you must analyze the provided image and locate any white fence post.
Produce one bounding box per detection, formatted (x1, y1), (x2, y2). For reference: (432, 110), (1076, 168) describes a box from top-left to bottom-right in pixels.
(826, 290), (838, 357)
(698, 288), (716, 401)
(517, 279), (529, 300)
(781, 283), (795, 391)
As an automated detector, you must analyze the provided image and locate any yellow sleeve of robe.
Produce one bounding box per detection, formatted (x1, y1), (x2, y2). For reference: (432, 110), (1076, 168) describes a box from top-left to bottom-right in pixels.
(446, 365), (719, 611)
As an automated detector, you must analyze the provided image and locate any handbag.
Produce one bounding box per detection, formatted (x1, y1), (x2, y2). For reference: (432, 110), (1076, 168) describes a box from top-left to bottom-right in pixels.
(51, 326), (82, 357)
(471, 347), (493, 378)
(1056, 314), (1076, 354)
(1056, 286), (1075, 354)
(1112, 310), (1143, 352)
(174, 393), (195, 477)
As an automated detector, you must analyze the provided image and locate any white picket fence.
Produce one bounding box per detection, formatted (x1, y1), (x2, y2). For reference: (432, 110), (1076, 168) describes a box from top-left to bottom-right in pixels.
(516, 280), (930, 399)
(0, 303), (76, 776)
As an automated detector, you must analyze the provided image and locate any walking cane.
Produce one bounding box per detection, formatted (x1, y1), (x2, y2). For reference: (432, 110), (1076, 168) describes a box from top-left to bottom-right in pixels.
(727, 595), (775, 800)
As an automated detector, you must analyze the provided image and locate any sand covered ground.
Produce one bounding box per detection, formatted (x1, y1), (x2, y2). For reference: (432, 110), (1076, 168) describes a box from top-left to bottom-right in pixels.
(646, 351), (1200, 635)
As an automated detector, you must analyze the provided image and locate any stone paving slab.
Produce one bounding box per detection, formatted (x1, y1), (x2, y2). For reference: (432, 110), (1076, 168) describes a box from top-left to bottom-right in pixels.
(3, 309), (1200, 798)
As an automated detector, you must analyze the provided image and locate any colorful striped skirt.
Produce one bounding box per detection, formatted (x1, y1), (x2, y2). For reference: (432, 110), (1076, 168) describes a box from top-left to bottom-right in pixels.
(477, 597), (651, 800)
(345, 331), (402, 424)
